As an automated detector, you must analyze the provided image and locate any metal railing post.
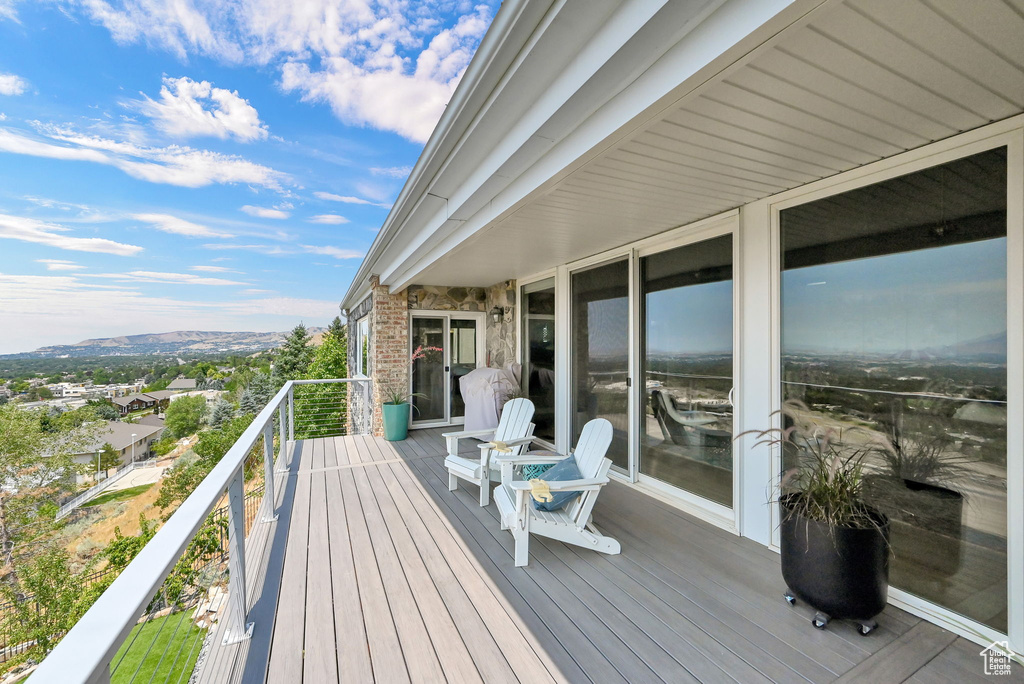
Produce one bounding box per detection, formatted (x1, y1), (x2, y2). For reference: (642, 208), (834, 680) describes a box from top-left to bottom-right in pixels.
(222, 469), (253, 644)
(262, 423), (278, 523)
(287, 385), (295, 444)
(277, 402), (288, 472)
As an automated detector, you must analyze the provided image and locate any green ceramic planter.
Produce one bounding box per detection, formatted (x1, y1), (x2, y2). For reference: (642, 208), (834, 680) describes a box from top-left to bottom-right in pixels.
(382, 402), (410, 441)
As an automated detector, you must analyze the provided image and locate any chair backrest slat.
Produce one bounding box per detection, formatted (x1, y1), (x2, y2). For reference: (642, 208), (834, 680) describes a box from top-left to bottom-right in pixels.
(566, 418), (613, 522)
(494, 397), (535, 443)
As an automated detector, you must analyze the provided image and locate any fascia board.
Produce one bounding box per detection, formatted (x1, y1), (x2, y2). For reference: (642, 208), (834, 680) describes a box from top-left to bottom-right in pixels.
(385, 0), (818, 292)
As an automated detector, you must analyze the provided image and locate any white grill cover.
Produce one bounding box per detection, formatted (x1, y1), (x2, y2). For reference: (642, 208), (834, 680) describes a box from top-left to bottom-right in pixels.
(459, 365), (519, 434)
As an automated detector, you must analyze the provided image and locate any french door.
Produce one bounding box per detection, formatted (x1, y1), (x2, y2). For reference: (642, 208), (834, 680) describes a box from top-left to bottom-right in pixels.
(409, 312), (485, 427)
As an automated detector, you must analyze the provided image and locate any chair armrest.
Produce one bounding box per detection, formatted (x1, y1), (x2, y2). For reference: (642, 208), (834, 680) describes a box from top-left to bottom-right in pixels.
(441, 428), (495, 439)
(478, 436), (535, 450)
(491, 453), (570, 466)
(509, 478), (608, 492)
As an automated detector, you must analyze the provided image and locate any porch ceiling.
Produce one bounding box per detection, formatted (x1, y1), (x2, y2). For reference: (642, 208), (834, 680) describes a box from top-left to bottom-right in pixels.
(412, 0), (1024, 287)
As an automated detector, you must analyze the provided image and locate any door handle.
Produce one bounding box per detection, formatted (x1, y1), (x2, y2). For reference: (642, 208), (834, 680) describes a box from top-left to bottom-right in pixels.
(444, 366), (450, 372)
(728, 387), (735, 406)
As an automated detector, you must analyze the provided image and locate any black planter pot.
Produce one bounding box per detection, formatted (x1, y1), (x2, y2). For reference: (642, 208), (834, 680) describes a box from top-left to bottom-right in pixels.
(780, 494), (890, 633)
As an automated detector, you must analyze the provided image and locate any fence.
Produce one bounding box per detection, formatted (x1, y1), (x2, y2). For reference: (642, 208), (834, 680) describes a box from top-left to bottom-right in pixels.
(56, 459), (162, 521)
(30, 378), (370, 684)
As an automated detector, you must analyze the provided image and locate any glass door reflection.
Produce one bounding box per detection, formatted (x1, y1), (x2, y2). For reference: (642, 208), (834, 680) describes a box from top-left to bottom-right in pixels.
(411, 317), (446, 423)
(571, 260), (630, 470)
(449, 318), (478, 419)
(640, 234), (733, 507)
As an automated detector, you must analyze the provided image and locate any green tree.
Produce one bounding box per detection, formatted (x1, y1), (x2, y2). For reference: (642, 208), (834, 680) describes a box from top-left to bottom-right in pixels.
(274, 323), (313, 380)
(156, 414), (253, 513)
(294, 331), (349, 439)
(0, 405), (95, 569)
(208, 398), (235, 428)
(327, 315), (346, 341)
(238, 371), (275, 415)
(86, 399), (120, 421)
(97, 442), (122, 475)
(0, 548), (94, 657)
(163, 395), (207, 439)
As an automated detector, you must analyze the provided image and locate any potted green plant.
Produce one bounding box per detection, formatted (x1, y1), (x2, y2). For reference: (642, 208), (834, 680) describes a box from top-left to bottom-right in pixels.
(379, 345), (440, 441)
(744, 400), (891, 635)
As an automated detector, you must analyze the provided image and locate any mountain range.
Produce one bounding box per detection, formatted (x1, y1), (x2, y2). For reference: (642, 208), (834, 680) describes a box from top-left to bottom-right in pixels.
(2, 329), (326, 359)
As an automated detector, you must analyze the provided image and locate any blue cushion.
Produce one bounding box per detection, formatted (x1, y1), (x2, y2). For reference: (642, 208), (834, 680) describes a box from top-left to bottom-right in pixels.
(532, 455), (582, 512)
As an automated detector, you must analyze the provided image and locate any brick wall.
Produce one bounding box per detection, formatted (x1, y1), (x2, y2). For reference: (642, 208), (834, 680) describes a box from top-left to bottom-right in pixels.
(369, 276), (409, 436)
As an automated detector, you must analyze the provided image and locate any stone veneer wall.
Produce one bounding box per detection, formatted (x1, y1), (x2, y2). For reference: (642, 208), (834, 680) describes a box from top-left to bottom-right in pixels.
(369, 276), (409, 437)
(485, 280), (516, 369)
(407, 285), (486, 311)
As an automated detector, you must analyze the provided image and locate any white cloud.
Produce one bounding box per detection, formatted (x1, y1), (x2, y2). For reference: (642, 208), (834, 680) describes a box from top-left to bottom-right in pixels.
(0, 124), (288, 189)
(241, 288), (273, 295)
(308, 214), (349, 224)
(130, 76), (268, 142)
(0, 213), (142, 256)
(240, 205), (289, 219)
(36, 259), (85, 271)
(86, 270), (247, 286)
(191, 265), (241, 273)
(133, 212), (234, 238)
(0, 113), (6, 121)
(313, 190), (389, 208)
(72, 1), (494, 143)
(0, 1), (17, 22)
(0, 73), (27, 96)
(300, 244), (362, 259)
(370, 165), (411, 178)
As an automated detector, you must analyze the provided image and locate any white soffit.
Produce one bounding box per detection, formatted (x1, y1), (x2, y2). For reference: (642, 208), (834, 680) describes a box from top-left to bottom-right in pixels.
(413, 0), (1024, 287)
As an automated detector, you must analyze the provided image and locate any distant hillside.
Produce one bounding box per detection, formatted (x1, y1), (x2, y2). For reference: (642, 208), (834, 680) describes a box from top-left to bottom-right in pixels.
(3, 329), (326, 359)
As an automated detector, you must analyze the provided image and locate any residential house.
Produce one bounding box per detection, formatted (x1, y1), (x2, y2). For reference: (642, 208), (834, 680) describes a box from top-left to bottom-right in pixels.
(73, 420), (164, 478)
(339, 0), (1024, 654)
(167, 378), (198, 391)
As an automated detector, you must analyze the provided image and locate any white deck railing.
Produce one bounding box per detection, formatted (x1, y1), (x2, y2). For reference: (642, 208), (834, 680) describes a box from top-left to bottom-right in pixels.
(32, 378), (372, 684)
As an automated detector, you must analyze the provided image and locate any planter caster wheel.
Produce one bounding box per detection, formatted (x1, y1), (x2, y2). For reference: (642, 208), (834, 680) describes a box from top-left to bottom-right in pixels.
(784, 592), (796, 606)
(812, 613), (830, 630)
(857, 621), (878, 636)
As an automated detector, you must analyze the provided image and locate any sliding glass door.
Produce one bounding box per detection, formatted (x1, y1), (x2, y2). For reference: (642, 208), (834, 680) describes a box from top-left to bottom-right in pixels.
(780, 147), (1009, 633)
(410, 313), (484, 427)
(521, 278), (556, 443)
(571, 260), (630, 471)
(640, 234), (734, 507)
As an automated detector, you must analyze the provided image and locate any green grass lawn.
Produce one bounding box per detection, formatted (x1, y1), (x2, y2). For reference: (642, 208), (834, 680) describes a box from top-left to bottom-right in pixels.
(87, 484), (153, 507)
(110, 611), (204, 683)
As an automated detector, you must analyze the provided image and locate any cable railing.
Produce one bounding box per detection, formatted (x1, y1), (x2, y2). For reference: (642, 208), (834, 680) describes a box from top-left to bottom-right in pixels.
(30, 378), (371, 684)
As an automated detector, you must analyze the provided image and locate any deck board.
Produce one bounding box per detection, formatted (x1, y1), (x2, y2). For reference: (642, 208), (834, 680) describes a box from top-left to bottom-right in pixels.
(196, 428), (1002, 684)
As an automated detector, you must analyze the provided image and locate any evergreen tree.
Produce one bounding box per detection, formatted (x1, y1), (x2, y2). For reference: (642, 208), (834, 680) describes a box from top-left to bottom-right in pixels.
(208, 399), (235, 428)
(327, 315), (346, 341)
(274, 323), (314, 380)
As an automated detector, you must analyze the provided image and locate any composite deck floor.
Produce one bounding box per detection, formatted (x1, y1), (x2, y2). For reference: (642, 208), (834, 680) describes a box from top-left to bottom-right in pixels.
(197, 429), (1005, 683)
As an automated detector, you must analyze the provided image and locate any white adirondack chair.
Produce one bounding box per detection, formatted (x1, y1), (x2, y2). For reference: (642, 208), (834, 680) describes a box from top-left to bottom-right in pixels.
(493, 418), (620, 567)
(443, 397), (536, 506)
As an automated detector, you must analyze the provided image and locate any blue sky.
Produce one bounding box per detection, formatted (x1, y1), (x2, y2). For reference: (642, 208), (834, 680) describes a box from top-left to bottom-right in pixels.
(0, 0), (498, 354)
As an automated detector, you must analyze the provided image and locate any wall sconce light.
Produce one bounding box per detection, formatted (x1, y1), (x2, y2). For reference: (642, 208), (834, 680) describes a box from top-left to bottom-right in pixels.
(489, 306), (503, 324)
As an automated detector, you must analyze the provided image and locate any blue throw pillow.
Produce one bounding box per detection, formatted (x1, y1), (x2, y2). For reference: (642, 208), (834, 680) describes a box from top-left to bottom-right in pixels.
(532, 455), (582, 512)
